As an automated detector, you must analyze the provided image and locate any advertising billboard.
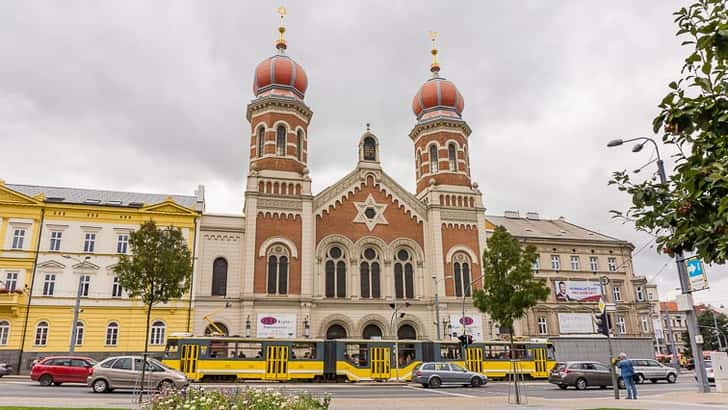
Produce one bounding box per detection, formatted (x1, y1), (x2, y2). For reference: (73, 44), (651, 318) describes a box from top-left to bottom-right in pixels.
(449, 313), (483, 341)
(257, 313), (297, 338)
(558, 313), (596, 334)
(554, 280), (602, 302)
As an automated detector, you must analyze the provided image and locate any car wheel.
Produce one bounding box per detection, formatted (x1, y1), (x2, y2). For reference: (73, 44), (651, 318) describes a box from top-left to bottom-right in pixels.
(92, 379), (109, 393)
(158, 379), (174, 393)
(667, 373), (677, 384)
(634, 374), (644, 384)
(39, 374), (53, 386)
(575, 378), (587, 390)
(429, 377), (441, 388)
(471, 377), (482, 388)
(558, 385), (567, 390)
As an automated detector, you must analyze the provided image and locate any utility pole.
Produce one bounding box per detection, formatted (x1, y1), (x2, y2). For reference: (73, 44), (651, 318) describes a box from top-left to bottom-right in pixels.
(62, 255), (90, 353)
(600, 276), (619, 400)
(713, 311), (724, 352)
(664, 311), (680, 369)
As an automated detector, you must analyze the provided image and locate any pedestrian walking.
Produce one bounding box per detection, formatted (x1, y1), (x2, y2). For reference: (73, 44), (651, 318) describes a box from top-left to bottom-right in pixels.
(617, 352), (638, 400)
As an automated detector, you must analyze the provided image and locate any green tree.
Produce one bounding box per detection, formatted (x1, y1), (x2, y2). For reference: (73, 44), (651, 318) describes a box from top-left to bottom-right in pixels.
(113, 220), (192, 399)
(609, 0), (728, 264)
(681, 310), (728, 357)
(472, 226), (550, 404)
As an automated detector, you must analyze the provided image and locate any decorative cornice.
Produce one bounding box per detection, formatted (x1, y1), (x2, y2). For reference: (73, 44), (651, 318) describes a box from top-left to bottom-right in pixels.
(246, 95), (313, 122)
(258, 197), (303, 211)
(409, 117), (471, 140)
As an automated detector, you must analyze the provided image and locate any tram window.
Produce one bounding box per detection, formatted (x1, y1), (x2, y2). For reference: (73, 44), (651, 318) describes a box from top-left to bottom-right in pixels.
(208, 341), (230, 358)
(292, 343), (317, 360)
(236, 342), (263, 359)
(344, 343), (368, 367)
(164, 339), (179, 358)
(485, 345), (509, 359)
(439, 344), (460, 360)
(547, 346), (555, 360)
(399, 344), (416, 366)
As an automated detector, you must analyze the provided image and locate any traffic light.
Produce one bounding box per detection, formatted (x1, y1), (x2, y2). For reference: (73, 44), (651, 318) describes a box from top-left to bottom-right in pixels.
(467, 335), (473, 345)
(594, 311), (610, 336)
(458, 334), (468, 348)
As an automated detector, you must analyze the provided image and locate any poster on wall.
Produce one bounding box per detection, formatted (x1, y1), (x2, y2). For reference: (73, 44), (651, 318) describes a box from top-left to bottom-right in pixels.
(554, 280), (602, 302)
(558, 313), (595, 334)
(257, 313), (297, 338)
(449, 313), (483, 341)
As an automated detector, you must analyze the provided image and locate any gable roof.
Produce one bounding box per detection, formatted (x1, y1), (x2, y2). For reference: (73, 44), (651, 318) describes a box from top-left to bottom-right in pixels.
(6, 184), (203, 211)
(485, 214), (630, 246)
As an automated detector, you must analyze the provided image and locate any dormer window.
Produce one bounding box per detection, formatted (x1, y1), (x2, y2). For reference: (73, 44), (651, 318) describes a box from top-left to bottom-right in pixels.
(363, 137), (376, 161)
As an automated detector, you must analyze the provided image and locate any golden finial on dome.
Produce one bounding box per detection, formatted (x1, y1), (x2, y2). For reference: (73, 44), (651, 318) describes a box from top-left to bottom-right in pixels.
(429, 30), (440, 74)
(276, 6), (288, 50)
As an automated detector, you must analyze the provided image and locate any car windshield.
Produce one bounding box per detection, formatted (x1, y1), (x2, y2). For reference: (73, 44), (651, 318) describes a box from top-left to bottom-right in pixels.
(451, 364), (466, 372)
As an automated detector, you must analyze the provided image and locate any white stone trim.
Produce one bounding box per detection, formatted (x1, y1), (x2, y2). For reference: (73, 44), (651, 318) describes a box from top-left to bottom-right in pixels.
(445, 245), (478, 265)
(258, 236), (299, 258)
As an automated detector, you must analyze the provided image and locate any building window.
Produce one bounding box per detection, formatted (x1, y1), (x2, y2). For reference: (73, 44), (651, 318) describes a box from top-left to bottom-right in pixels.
(116, 234), (129, 254)
(150, 321), (166, 345)
(570, 255), (580, 271)
(532, 255), (540, 271)
(105, 322), (119, 346)
(394, 249), (415, 299)
(257, 126), (265, 157)
(112, 276), (123, 297)
(589, 256), (598, 272)
(4, 272), (18, 292)
(537, 317), (548, 335)
(360, 247), (381, 298)
(79, 275), (91, 297)
(0, 320), (9, 345)
(608, 257), (617, 272)
(83, 233), (96, 253)
(612, 286), (622, 302)
(647, 290), (654, 301)
(448, 143), (457, 171)
(429, 145), (438, 173)
(551, 255), (561, 271)
(616, 315), (626, 334)
(325, 246), (346, 298)
(453, 253), (471, 298)
(74, 322), (84, 345)
(363, 136), (377, 161)
(297, 130), (304, 161)
(276, 125), (286, 156)
(267, 245), (289, 295)
(415, 150), (422, 179)
(34, 321), (48, 346)
(636, 286), (644, 302)
(211, 257), (228, 296)
(641, 315), (649, 333)
(11, 228), (25, 249)
(49, 231), (62, 251)
(42, 274), (56, 296)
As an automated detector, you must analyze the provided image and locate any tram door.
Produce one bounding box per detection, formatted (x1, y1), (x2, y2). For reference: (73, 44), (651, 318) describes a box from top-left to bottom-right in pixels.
(465, 347), (483, 373)
(180, 344), (199, 379)
(265, 345), (290, 380)
(533, 348), (548, 377)
(370, 347), (391, 380)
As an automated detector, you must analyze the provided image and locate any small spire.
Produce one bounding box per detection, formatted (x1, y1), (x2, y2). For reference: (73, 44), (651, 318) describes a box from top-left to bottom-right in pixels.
(276, 6), (287, 51)
(429, 30), (440, 74)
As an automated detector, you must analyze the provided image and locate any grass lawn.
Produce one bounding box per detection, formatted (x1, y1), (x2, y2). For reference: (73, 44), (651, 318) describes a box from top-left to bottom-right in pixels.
(0, 407), (111, 410)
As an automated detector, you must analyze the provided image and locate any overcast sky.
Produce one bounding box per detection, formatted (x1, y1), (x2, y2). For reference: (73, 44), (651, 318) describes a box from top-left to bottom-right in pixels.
(1, 1), (725, 307)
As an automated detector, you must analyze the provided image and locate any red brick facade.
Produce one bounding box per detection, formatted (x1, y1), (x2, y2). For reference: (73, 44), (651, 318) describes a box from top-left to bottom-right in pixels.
(441, 224), (482, 297)
(254, 213), (302, 294)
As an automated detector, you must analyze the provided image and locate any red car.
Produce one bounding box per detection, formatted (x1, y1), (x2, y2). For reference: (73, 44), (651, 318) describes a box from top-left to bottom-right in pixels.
(30, 356), (97, 386)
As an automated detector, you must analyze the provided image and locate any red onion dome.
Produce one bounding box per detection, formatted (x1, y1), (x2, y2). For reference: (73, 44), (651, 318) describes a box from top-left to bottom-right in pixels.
(412, 74), (464, 119)
(253, 51), (308, 99)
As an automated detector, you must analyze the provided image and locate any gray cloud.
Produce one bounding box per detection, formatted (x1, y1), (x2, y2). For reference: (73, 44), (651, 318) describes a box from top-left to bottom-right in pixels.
(1, 0), (725, 304)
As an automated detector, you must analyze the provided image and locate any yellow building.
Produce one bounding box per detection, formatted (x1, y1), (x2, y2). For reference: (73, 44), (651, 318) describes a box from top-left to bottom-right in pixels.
(0, 180), (203, 371)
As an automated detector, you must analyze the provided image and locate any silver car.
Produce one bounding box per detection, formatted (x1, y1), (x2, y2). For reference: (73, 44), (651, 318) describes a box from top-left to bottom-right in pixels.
(412, 362), (488, 388)
(624, 358), (678, 384)
(88, 356), (188, 393)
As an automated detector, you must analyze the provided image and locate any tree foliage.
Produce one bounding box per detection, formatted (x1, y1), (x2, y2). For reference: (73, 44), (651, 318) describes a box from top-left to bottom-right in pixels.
(114, 220), (192, 307)
(681, 310), (728, 357)
(610, 0), (728, 264)
(472, 226), (550, 331)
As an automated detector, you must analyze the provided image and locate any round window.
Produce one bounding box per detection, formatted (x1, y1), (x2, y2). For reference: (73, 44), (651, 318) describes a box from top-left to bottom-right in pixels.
(397, 249), (409, 261)
(329, 246), (342, 259)
(364, 248), (376, 260)
(364, 207), (376, 219)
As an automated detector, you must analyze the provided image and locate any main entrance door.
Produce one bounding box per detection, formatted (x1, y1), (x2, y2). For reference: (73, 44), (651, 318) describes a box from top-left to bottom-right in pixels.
(265, 345), (290, 380)
(370, 347), (391, 380)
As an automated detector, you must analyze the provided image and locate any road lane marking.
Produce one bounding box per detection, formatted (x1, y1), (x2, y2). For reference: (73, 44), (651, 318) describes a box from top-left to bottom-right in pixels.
(404, 385), (476, 398)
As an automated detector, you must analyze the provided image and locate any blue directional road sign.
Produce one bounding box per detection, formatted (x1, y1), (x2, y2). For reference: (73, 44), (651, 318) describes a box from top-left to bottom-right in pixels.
(686, 258), (708, 291)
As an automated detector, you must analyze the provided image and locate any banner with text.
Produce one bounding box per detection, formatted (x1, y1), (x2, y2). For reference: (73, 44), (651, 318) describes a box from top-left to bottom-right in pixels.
(449, 313), (483, 341)
(257, 313), (297, 338)
(554, 280), (602, 302)
(558, 313), (596, 334)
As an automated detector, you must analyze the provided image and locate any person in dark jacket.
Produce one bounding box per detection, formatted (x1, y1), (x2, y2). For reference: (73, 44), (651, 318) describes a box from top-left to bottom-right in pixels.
(617, 352), (638, 399)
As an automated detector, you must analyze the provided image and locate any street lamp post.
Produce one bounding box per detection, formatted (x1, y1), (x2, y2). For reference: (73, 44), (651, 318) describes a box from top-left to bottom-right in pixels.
(432, 274), (452, 340)
(712, 311), (724, 352)
(460, 274), (484, 337)
(62, 255), (90, 353)
(607, 137), (710, 392)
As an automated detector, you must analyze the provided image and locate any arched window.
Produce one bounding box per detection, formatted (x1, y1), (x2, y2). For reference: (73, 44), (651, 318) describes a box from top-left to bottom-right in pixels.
(74, 321), (84, 346)
(363, 324), (383, 339)
(105, 322), (119, 346)
(394, 249), (414, 299)
(363, 137), (377, 161)
(211, 257), (228, 296)
(297, 130), (303, 161)
(267, 245), (289, 295)
(415, 150), (422, 178)
(325, 246), (346, 298)
(34, 321), (48, 346)
(429, 145), (438, 173)
(0, 320), (10, 346)
(150, 321), (166, 345)
(326, 324), (347, 339)
(448, 143), (457, 171)
(398, 324), (417, 340)
(360, 247), (381, 298)
(204, 322), (229, 336)
(453, 253), (472, 298)
(257, 126), (265, 157)
(276, 125), (287, 156)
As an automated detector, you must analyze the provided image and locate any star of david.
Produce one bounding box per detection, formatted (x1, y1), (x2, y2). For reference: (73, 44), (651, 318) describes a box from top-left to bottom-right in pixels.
(353, 194), (388, 231)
